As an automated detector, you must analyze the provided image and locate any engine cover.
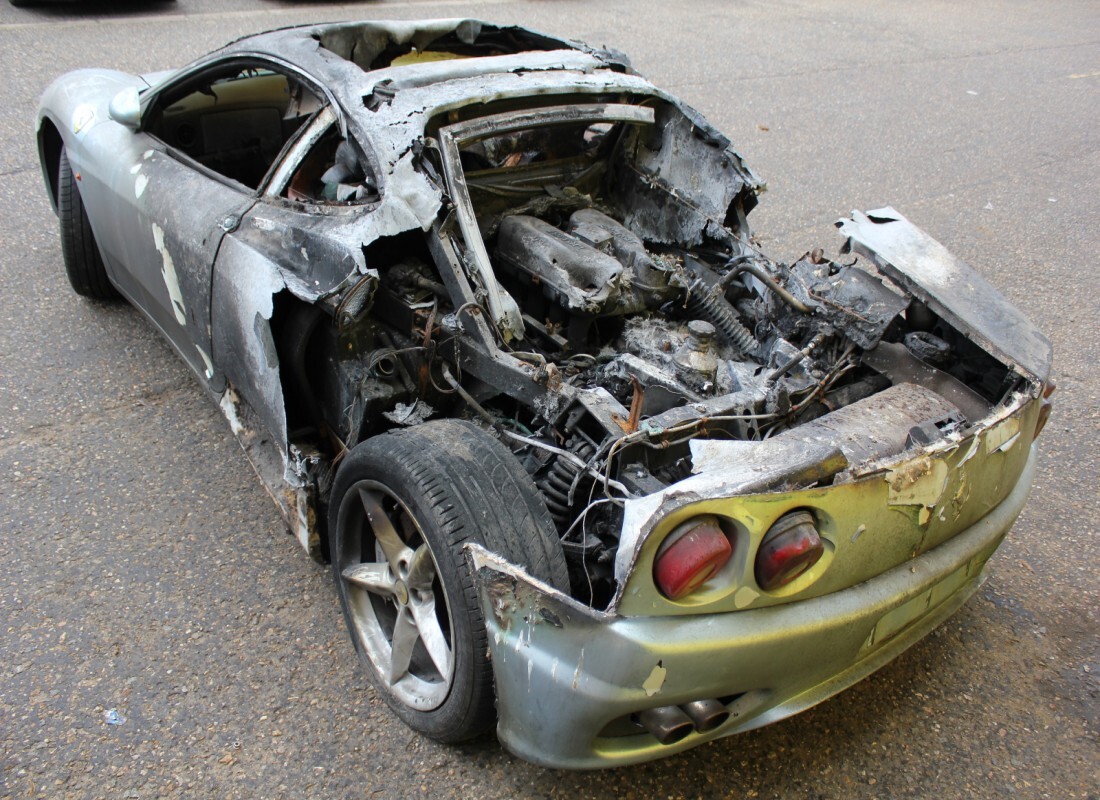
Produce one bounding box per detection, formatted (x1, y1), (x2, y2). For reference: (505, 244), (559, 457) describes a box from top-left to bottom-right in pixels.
(496, 214), (624, 314)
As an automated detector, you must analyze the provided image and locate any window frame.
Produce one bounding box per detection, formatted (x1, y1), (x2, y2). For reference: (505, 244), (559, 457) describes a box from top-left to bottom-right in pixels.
(138, 54), (339, 195)
(263, 105), (339, 199)
(262, 106), (380, 206)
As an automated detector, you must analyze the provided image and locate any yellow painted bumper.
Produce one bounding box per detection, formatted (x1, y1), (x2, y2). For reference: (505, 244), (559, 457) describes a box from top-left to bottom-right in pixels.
(471, 446), (1037, 769)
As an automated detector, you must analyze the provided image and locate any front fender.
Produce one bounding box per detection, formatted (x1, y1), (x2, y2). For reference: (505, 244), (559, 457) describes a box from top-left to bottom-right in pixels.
(36, 68), (143, 212)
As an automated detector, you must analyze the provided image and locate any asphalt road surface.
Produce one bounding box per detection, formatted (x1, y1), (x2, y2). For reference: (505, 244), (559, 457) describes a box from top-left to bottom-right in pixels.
(0, 1), (1096, 798)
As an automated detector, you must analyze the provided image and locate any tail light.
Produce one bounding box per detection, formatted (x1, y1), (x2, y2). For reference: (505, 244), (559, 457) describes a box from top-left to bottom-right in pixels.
(755, 510), (823, 591)
(654, 516), (732, 600)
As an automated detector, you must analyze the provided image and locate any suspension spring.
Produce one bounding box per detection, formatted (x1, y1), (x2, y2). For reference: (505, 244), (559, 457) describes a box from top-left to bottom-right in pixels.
(538, 438), (596, 529)
(686, 279), (760, 358)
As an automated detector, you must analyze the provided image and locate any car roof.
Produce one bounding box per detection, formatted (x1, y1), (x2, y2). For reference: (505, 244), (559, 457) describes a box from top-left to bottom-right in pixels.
(215, 18), (632, 104)
(207, 19), (665, 178)
(175, 20), (738, 270)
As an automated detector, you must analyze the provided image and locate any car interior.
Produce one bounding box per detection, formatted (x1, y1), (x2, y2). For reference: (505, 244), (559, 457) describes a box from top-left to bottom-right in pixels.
(284, 122), (376, 203)
(144, 63), (324, 189)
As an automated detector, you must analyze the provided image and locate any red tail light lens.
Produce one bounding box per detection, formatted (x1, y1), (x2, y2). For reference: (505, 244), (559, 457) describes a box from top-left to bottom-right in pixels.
(755, 510), (824, 591)
(654, 517), (733, 600)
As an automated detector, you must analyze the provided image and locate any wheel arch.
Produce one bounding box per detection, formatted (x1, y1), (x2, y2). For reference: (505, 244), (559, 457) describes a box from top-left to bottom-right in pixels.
(269, 291), (334, 562)
(37, 116), (64, 214)
(328, 418), (569, 741)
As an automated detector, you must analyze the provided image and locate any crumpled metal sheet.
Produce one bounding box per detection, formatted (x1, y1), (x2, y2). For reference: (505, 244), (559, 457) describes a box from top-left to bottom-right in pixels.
(785, 261), (910, 350)
(837, 208), (1052, 382)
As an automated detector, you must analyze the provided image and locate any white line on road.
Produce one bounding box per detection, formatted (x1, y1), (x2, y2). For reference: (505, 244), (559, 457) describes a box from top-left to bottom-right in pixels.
(0, 0), (510, 32)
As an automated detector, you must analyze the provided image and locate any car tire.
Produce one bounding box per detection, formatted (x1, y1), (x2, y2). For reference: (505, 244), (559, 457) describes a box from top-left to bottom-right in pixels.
(57, 148), (118, 300)
(329, 419), (568, 742)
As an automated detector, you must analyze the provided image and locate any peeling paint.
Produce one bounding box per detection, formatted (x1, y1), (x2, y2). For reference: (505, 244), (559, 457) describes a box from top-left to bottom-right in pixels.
(134, 173), (148, 199)
(733, 586), (759, 609)
(194, 345), (214, 379)
(959, 436), (981, 465)
(151, 223), (187, 325)
(985, 417), (1021, 453)
(71, 103), (95, 137)
(293, 488), (312, 552)
(642, 661), (667, 697)
(887, 456), (948, 510)
(218, 387), (245, 436)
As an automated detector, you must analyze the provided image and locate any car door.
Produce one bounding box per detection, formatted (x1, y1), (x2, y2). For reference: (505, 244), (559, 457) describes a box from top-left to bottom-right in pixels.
(107, 58), (325, 385)
(107, 144), (252, 385)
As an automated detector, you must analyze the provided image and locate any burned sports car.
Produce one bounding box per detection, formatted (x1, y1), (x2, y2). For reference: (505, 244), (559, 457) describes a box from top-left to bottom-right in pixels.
(36, 19), (1053, 768)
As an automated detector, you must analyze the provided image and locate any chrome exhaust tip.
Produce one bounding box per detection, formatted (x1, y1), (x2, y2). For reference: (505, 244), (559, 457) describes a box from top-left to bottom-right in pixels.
(634, 705), (695, 745)
(680, 698), (730, 732)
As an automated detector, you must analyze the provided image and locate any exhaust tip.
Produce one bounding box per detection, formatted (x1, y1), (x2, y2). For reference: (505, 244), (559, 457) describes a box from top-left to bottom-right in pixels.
(680, 698), (731, 733)
(633, 705), (695, 745)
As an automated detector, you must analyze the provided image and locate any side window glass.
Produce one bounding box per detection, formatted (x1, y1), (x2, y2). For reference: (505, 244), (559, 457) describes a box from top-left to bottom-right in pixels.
(145, 63), (323, 189)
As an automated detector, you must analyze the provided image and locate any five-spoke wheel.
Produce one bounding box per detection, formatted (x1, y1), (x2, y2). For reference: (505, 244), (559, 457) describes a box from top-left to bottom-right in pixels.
(337, 482), (454, 710)
(329, 420), (568, 741)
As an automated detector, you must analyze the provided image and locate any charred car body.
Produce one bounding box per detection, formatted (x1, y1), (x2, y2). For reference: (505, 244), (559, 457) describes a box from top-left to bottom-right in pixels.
(36, 19), (1053, 768)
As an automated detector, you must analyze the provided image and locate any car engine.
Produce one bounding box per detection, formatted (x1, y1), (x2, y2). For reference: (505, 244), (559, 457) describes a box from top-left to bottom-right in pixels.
(306, 99), (1021, 608)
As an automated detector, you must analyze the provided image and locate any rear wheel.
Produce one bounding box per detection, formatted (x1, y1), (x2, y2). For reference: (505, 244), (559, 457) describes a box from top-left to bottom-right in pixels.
(57, 148), (117, 300)
(329, 420), (568, 742)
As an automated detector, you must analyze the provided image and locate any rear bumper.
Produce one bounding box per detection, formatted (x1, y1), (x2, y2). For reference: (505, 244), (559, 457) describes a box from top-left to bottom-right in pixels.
(471, 446), (1037, 769)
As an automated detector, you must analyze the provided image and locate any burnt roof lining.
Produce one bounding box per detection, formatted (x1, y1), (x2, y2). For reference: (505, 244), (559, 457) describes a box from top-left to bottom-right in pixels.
(312, 19), (577, 73)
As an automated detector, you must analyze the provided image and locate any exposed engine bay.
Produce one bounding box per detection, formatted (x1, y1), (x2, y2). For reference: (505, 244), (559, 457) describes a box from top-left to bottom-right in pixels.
(290, 97), (1032, 609)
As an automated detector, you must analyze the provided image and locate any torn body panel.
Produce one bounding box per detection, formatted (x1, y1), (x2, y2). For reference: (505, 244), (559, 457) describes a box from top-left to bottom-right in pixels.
(211, 236), (291, 458)
(209, 225), (365, 552)
(837, 208), (1052, 382)
(219, 387), (321, 558)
